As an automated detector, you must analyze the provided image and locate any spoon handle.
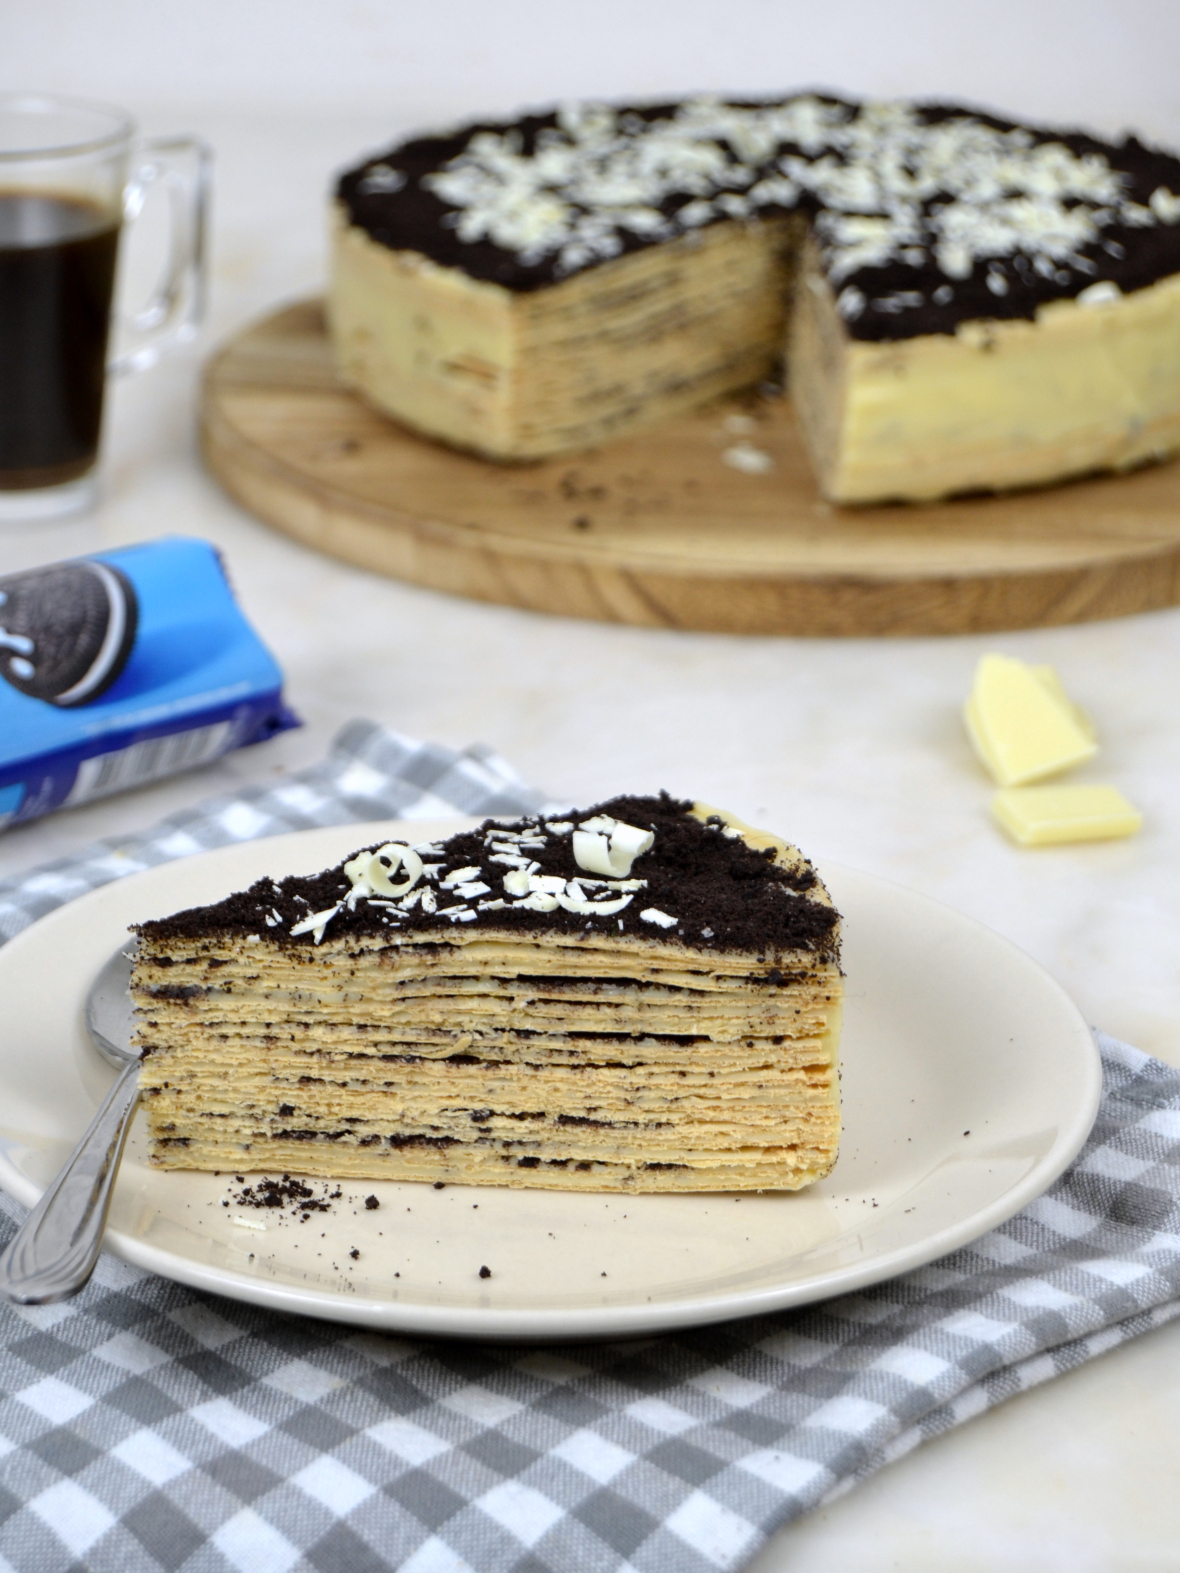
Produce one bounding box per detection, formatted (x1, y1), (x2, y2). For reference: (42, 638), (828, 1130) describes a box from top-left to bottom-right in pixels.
(0, 1061), (141, 1304)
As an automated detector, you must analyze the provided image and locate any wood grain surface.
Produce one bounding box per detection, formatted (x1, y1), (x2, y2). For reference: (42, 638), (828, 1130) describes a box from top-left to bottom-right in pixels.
(201, 299), (1180, 637)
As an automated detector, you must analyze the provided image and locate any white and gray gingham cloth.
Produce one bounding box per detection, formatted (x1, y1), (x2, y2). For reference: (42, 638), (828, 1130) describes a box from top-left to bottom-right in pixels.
(1, 721), (1179, 1573)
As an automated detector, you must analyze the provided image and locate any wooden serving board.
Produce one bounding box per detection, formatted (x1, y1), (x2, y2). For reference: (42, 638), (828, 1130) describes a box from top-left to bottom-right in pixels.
(201, 299), (1180, 637)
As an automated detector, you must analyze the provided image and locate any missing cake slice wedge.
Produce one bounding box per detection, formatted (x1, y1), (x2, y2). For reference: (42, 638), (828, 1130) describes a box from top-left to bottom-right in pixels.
(130, 794), (843, 1193)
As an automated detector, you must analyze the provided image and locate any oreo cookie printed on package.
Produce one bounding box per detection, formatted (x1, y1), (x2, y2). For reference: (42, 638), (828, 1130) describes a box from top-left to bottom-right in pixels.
(0, 537), (299, 830)
(0, 558), (138, 707)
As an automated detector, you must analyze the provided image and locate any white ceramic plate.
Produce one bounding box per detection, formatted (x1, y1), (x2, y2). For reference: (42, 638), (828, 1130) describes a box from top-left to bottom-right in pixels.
(0, 820), (1101, 1340)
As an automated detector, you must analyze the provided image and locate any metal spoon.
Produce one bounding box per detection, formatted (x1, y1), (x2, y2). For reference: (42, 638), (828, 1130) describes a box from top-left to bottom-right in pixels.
(0, 945), (139, 1304)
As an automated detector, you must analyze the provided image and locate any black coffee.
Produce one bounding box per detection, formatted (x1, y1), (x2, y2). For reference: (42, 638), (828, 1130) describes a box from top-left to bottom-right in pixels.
(0, 193), (120, 490)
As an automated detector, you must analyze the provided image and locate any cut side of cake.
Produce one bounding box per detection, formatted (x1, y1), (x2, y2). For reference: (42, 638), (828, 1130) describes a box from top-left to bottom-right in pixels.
(788, 233), (1180, 503)
(130, 795), (843, 1193)
(330, 208), (800, 461)
(330, 95), (1180, 500)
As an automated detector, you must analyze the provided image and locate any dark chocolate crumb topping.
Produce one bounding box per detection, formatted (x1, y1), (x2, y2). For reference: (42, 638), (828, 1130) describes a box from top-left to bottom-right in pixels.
(335, 94), (1180, 341)
(134, 793), (839, 966)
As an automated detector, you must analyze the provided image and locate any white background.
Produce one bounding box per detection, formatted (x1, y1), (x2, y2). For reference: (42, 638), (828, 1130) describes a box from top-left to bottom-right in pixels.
(5, 0), (1180, 144)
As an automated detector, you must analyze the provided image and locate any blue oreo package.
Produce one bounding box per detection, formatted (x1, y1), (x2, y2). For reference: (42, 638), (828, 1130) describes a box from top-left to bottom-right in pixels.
(0, 536), (299, 829)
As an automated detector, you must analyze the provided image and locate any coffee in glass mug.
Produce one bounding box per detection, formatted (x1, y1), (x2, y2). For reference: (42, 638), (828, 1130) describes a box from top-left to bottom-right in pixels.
(0, 95), (209, 521)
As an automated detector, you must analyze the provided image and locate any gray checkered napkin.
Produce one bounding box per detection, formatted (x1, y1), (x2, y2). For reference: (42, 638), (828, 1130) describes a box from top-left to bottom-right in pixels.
(1, 721), (1179, 1573)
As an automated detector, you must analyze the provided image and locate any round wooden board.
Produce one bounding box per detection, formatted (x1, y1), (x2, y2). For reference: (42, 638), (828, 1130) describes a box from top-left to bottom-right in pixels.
(201, 299), (1180, 637)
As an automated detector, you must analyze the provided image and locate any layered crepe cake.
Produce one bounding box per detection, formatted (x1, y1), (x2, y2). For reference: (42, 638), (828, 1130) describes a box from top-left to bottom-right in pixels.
(330, 95), (1180, 501)
(129, 796), (843, 1193)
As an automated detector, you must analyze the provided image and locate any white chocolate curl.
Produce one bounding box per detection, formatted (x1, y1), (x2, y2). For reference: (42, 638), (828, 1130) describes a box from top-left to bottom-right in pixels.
(572, 816), (654, 878)
(345, 843), (424, 899)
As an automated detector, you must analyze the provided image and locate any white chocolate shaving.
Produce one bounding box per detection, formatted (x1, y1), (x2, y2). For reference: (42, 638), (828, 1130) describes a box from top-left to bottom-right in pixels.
(572, 816), (654, 878)
(640, 907), (678, 928)
(514, 890), (560, 912)
(290, 904), (342, 943)
(558, 892), (634, 916)
(416, 95), (1162, 292)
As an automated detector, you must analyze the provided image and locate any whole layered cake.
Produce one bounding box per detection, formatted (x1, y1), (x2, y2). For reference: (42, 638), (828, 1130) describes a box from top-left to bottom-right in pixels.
(129, 796), (843, 1192)
(330, 95), (1180, 501)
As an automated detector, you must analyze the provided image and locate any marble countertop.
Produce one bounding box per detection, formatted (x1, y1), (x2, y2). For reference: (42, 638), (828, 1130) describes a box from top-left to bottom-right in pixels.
(3, 113), (1180, 1570)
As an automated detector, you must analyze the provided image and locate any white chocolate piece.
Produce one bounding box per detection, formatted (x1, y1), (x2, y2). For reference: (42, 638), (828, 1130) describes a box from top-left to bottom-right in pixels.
(992, 784), (1142, 845)
(368, 844), (424, 897)
(289, 904), (342, 943)
(346, 843), (424, 899)
(573, 817), (655, 878)
(965, 654), (1098, 786)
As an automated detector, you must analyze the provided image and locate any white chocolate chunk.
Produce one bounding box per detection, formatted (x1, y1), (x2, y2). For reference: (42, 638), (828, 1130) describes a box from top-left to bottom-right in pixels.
(965, 654), (1097, 786)
(722, 441), (774, 474)
(502, 868), (530, 896)
(572, 834), (615, 874)
(992, 784), (1142, 845)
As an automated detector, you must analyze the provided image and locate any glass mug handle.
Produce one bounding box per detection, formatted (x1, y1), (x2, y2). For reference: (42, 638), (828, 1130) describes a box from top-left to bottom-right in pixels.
(109, 135), (212, 377)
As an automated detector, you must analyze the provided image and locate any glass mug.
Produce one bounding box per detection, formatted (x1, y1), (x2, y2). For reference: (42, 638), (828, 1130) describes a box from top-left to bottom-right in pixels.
(0, 94), (210, 521)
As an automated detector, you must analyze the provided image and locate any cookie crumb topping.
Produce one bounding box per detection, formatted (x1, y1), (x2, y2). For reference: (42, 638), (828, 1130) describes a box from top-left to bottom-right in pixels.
(339, 94), (1180, 341)
(138, 793), (840, 963)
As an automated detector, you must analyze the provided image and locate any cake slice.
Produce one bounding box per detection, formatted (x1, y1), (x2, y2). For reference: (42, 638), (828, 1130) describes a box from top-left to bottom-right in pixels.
(788, 231), (1180, 503)
(130, 795), (843, 1192)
